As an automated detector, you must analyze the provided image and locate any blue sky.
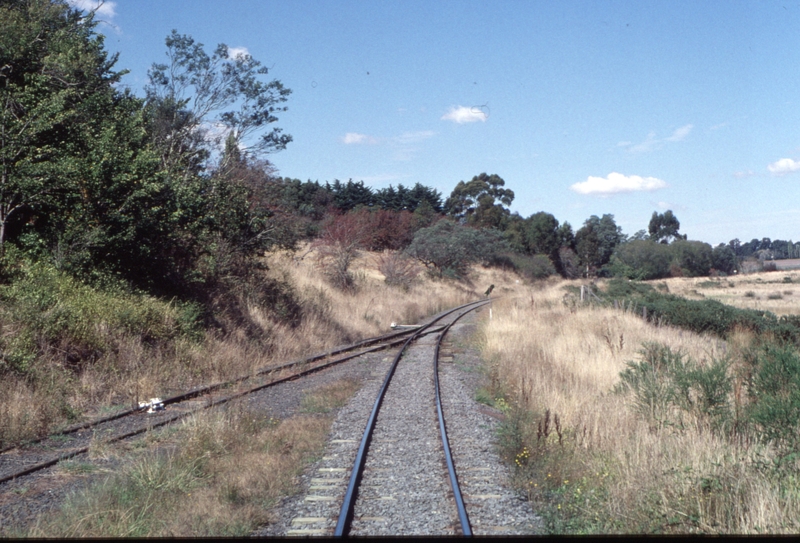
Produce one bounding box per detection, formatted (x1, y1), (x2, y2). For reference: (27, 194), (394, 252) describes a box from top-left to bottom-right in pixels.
(72, 0), (800, 246)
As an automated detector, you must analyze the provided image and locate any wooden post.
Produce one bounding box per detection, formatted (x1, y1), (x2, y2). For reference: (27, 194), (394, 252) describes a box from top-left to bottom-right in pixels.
(580, 285), (585, 302)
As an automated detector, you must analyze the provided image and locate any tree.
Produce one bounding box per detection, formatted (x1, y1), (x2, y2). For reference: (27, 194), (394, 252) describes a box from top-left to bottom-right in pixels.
(0, 0), (126, 249)
(327, 179), (374, 212)
(648, 210), (683, 244)
(671, 240), (713, 277)
(575, 214), (623, 277)
(145, 30), (292, 177)
(712, 244), (737, 275)
(524, 211), (563, 275)
(405, 220), (505, 278)
(312, 211), (373, 290)
(608, 240), (673, 280)
(443, 173), (514, 229)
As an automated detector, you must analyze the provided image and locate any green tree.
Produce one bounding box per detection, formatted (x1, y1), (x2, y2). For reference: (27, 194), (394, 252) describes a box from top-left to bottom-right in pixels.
(712, 244), (737, 275)
(443, 173), (514, 229)
(145, 30), (292, 177)
(608, 240), (673, 280)
(671, 240), (712, 277)
(524, 211), (563, 275)
(405, 219), (505, 278)
(648, 210), (683, 244)
(575, 214), (623, 277)
(0, 0), (126, 249)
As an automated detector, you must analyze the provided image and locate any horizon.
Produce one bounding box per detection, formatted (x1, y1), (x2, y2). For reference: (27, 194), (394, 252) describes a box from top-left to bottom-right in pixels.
(73, 0), (800, 247)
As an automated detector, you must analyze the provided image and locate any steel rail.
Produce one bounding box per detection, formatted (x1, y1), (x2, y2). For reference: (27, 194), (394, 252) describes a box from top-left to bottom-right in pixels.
(0, 326), (428, 456)
(434, 308), (480, 536)
(334, 299), (489, 537)
(0, 326), (451, 486)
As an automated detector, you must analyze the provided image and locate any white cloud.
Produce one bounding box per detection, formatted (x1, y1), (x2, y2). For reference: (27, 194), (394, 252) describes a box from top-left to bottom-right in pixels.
(621, 124), (693, 153)
(768, 158), (800, 175)
(733, 169), (755, 179)
(67, 0), (116, 19)
(570, 172), (667, 196)
(627, 132), (658, 153)
(665, 124), (693, 142)
(342, 132), (376, 145)
(227, 47), (250, 60)
(441, 105), (488, 124)
(393, 130), (435, 144)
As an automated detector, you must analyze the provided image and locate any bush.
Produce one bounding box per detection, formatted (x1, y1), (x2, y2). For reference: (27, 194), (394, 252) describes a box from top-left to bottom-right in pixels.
(616, 343), (732, 433)
(0, 258), (200, 374)
(608, 240), (672, 280)
(312, 212), (373, 290)
(748, 344), (800, 457)
(506, 253), (557, 281)
(405, 219), (505, 278)
(374, 251), (420, 289)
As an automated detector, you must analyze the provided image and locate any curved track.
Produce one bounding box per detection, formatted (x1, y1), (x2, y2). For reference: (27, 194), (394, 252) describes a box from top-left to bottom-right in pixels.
(334, 299), (488, 536)
(0, 321), (444, 485)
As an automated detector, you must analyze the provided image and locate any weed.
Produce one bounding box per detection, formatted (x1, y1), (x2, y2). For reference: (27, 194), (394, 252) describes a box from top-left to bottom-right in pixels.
(299, 378), (361, 414)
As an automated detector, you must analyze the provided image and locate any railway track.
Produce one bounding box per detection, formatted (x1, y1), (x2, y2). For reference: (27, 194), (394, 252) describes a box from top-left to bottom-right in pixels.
(2, 298), (541, 536)
(0, 301), (483, 489)
(266, 299), (538, 537)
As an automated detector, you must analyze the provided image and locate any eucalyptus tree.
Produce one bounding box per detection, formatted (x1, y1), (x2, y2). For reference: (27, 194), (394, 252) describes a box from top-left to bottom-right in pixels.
(145, 30), (292, 178)
(444, 173), (514, 229)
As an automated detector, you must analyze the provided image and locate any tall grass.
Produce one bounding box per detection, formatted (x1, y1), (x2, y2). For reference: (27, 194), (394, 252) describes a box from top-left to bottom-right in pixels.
(481, 280), (800, 534)
(0, 246), (518, 449)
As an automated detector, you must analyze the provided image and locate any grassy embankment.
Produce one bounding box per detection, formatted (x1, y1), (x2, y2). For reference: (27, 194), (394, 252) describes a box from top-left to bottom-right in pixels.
(0, 245), (506, 448)
(480, 275), (800, 534)
(3, 247), (524, 537)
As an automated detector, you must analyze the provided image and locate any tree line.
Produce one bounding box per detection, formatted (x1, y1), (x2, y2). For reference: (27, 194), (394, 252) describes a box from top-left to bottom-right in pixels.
(1, 0), (787, 308)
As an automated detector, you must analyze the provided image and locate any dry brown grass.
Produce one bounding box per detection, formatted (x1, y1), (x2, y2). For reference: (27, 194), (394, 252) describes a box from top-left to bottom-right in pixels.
(12, 257), (527, 536)
(481, 280), (800, 534)
(662, 271), (800, 316)
(26, 378), (364, 538)
(0, 245), (519, 449)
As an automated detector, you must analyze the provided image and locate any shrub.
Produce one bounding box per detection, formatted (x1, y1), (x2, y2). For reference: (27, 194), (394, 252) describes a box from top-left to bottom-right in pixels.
(748, 344), (800, 457)
(0, 259), (200, 374)
(608, 240), (672, 280)
(616, 343), (732, 433)
(312, 212), (373, 290)
(374, 250), (420, 289)
(405, 219), (505, 278)
(506, 253), (557, 281)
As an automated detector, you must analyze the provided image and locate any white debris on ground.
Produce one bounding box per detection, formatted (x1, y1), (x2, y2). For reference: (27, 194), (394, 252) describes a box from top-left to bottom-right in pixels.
(138, 398), (165, 413)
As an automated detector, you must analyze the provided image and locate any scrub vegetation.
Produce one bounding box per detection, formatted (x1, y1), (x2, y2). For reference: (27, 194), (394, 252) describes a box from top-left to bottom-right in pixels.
(482, 277), (800, 534)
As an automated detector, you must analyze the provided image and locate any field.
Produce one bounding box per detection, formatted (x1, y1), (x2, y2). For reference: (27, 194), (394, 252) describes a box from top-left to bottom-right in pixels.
(773, 258), (800, 271)
(662, 270), (800, 316)
(480, 275), (800, 534)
